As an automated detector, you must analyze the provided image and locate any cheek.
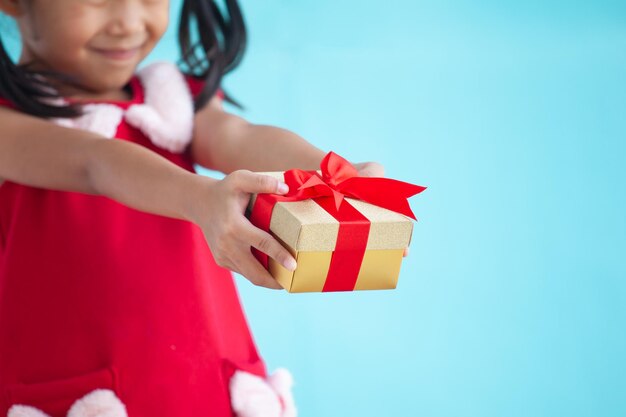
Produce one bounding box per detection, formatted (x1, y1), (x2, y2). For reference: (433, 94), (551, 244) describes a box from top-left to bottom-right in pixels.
(144, 0), (169, 42)
(29, 6), (100, 67)
(46, 30), (96, 73)
(149, 8), (169, 42)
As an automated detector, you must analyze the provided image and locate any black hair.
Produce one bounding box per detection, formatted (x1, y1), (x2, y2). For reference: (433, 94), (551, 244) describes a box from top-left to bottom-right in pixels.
(0, 0), (247, 119)
(178, 0), (246, 111)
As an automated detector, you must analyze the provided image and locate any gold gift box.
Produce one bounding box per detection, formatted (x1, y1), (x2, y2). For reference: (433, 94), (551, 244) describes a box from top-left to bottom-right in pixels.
(249, 172), (414, 293)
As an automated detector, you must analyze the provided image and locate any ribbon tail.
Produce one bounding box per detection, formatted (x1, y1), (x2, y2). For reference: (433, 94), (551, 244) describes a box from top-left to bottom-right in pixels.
(338, 177), (426, 220)
(381, 198), (420, 220)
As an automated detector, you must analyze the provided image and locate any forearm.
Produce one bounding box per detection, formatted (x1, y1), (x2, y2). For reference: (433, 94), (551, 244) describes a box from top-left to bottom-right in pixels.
(217, 124), (327, 173)
(87, 138), (211, 222)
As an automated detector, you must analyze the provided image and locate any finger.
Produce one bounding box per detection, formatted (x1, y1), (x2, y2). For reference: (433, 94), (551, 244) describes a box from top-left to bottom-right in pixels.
(403, 247), (410, 257)
(243, 221), (298, 272)
(230, 170), (289, 195)
(355, 162), (385, 178)
(237, 251), (284, 290)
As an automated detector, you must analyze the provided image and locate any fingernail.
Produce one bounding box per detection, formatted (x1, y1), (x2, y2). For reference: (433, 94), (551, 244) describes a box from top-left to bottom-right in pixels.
(283, 257), (297, 271)
(277, 182), (289, 194)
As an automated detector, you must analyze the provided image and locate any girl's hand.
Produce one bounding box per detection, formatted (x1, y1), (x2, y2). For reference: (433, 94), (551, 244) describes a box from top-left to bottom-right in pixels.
(352, 160), (410, 258)
(352, 161), (385, 178)
(190, 171), (297, 290)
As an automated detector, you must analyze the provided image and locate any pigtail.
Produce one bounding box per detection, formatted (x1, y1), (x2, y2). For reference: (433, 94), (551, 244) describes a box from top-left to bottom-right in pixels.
(178, 0), (247, 110)
(0, 33), (82, 118)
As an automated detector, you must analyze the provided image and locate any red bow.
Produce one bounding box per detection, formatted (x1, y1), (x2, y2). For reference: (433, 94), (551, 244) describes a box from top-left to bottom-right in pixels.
(277, 152), (426, 219)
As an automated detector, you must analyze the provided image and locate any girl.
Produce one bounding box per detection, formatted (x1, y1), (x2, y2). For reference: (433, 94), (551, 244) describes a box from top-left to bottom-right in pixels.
(0, 0), (385, 417)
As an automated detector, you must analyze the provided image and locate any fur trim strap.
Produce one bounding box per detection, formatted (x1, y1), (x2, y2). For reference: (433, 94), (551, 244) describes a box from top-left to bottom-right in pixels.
(125, 62), (194, 153)
(49, 61), (194, 154)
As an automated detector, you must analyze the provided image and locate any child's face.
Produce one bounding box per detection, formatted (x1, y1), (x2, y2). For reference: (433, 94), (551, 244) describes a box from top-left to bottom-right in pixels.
(8, 0), (169, 95)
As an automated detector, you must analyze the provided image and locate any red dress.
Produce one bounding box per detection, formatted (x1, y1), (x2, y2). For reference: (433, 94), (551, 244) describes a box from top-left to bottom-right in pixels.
(0, 69), (267, 417)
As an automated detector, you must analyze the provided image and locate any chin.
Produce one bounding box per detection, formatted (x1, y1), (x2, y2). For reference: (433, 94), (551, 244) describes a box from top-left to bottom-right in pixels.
(85, 69), (138, 92)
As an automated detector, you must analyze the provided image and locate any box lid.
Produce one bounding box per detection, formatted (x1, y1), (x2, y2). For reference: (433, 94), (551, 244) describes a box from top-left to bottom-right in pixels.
(249, 172), (413, 252)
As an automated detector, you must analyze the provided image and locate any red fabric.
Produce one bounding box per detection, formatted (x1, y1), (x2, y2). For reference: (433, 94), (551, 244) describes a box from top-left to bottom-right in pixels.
(0, 74), (264, 417)
(0, 96), (15, 108)
(185, 74), (225, 102)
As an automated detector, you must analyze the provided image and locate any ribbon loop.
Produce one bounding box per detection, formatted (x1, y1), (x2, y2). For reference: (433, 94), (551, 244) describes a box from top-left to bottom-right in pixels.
(279, 152), (425, 220)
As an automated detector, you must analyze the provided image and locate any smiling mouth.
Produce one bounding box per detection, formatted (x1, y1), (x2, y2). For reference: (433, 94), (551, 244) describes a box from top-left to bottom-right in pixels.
(91, 46), (142, 61)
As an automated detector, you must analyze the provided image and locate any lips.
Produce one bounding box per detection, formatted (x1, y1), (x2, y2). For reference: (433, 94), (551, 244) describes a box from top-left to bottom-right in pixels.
(91, 45), (142, 61)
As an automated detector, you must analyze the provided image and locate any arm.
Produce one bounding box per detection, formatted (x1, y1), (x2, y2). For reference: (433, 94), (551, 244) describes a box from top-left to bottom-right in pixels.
(190, 98), (407, 256)
(0, 105), (297, 286)
(0, 105), (207, 222)
(191, 97), (387, 177)
(191, 96), (327, 173)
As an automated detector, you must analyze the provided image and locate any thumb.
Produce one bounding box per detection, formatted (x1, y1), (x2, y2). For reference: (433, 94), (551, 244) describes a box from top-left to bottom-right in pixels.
(230, 170), (289, 195)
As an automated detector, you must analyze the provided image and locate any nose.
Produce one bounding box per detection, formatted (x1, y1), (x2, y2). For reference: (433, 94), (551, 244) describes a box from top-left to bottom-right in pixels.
(106, 0), (146, 37)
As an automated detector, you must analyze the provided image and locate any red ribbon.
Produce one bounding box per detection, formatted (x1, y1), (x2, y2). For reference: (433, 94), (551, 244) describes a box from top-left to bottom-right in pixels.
(249, 152), (426, 292)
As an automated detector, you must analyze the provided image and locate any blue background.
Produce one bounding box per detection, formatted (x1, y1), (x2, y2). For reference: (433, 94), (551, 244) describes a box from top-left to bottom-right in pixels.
(6, 0), (626, 415)
(165, 1), (626, 416)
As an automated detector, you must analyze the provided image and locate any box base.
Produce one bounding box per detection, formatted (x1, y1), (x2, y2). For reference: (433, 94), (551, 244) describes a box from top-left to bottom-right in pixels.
(268, 249), (405, 293)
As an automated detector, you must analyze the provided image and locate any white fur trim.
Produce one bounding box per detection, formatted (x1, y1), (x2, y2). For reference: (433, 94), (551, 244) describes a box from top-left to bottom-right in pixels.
(125, 61), (194, 153)
(230, 371), (282, 417)
(6, 389), (127, 417)
(48, 61), (194, 153)
(267, 369), (297, 417)
(51, 104), (123, 139)
(230, 369), (297, 417)
(67, 389), (127, 417)
(75, 105), (124, 139)
(7, 405), (51, 417)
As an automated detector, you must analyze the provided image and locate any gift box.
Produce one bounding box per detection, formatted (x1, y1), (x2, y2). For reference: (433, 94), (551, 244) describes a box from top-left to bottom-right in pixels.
(247, 152), (425, 293)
